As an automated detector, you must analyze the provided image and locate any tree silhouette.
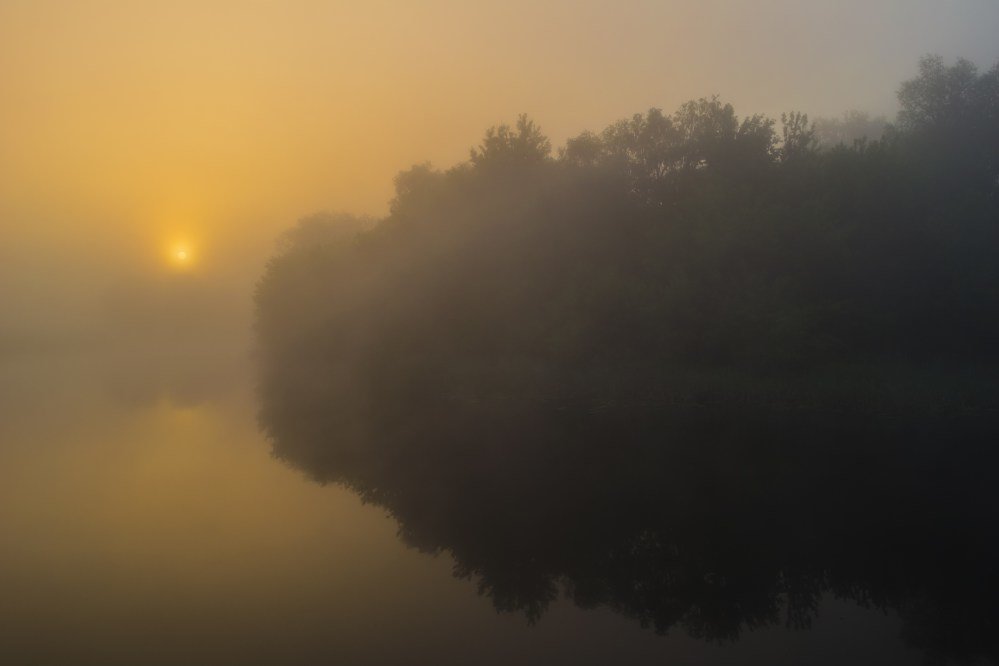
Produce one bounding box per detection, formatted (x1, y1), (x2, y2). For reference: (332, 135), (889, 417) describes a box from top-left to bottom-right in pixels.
(470, 114), (552, 169)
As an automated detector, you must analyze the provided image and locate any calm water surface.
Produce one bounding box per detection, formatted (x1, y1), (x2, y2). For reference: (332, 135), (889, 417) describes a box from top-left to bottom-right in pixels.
(0, 350), (986, 665)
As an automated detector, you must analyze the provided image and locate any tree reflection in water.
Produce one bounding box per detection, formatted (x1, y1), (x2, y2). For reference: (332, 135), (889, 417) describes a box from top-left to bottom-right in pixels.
(258, 389), (999, 664)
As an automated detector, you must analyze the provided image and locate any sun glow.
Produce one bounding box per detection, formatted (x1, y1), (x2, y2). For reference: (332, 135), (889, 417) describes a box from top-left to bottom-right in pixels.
(166, 241), (197, 269)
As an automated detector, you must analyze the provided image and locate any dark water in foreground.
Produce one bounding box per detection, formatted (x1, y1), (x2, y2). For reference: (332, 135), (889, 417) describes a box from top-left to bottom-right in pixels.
(1, 351), (995, 665)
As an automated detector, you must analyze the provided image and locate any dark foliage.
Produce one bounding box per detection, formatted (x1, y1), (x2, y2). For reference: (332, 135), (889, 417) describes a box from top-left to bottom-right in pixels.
(255, 57), (999, 663)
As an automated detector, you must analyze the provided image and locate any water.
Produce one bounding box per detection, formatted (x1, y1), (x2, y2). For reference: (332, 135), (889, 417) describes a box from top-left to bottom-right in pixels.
(1, 349), (991, 665)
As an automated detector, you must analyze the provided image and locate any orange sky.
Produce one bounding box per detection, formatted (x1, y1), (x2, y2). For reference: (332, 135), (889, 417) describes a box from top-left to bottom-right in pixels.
(1, 0), (997, 327)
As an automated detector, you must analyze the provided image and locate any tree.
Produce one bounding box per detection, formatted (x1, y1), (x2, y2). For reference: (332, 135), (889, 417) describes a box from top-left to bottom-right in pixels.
(894, 55), (999, 191)
(275, 211), (371, 254)
(779, 112), (817, 161)
(560, 130), (605, 167)
(896, 55), (984, 131)
(470, 114), (552, 169)
(813, 110), (887, 148)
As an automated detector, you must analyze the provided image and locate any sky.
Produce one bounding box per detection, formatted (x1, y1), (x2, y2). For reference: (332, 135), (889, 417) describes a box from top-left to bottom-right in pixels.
(1, 0), (998, 336)
(0, 6), (997, 662)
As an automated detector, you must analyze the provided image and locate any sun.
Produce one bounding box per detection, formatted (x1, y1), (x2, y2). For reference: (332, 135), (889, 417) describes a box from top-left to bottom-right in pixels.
(165, 242), (196, 269)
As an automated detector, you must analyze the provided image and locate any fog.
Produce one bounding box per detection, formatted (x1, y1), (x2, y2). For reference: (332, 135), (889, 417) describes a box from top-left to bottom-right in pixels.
(2, 3), (999, 665)
(3, 2), (998, 352)
(3, 0), (997, 379)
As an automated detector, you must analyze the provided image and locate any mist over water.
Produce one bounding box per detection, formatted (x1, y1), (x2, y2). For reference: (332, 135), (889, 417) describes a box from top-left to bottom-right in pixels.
(3, 2), (999, 665)
(0, 356), (933, 665)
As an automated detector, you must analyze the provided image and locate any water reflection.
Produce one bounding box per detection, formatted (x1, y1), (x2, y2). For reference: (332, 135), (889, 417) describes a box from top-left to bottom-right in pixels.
(259, 390), (999, 664)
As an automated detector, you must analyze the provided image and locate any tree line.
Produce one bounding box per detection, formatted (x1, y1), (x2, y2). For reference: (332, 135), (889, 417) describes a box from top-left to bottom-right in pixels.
(257, 55), (999, 418)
